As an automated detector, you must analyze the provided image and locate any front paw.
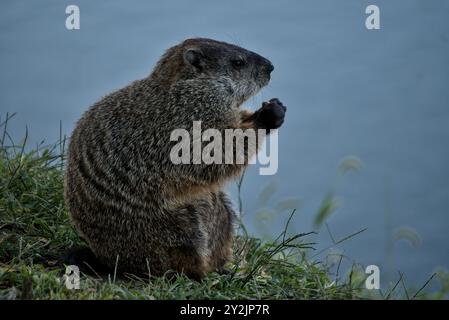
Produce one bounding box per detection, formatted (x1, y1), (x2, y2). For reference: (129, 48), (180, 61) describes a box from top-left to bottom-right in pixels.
(255, 98), (287, 130)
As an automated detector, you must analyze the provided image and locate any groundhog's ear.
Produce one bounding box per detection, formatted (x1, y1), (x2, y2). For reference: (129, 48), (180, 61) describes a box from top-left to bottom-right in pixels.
(183, 48), (205, 71)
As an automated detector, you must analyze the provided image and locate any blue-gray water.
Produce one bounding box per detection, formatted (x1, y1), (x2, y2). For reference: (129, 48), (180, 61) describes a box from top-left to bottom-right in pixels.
(1, 0), (448, 291)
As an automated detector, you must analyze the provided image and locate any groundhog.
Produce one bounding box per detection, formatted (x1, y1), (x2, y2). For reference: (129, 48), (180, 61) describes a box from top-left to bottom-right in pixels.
(64, 38), (286, 279)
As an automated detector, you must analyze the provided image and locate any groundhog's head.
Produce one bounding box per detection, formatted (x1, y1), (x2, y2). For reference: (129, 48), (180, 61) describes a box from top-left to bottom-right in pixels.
(151, 38), (274, 104)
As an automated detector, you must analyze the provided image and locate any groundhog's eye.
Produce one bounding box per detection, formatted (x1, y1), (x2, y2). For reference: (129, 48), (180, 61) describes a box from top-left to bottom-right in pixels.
(231, 58), (246, 69)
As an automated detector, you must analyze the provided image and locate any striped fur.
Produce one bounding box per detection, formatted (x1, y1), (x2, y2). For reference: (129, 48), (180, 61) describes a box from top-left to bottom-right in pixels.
(64, 38), (282, 279)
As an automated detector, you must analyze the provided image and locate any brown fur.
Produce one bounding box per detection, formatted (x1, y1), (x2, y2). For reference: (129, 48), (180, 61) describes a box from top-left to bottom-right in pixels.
(64, 38), (285, 279)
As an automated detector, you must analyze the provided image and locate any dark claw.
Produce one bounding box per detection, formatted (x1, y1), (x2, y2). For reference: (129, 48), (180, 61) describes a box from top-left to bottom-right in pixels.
(255, 98), (286, 130)
(269, 98), (287, 112)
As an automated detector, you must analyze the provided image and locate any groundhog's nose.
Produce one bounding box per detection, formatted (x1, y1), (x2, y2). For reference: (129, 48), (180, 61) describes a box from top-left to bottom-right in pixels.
(265, 61), (274, 74)
(254, 53), (274, 74)
(261, 57), (274, 74)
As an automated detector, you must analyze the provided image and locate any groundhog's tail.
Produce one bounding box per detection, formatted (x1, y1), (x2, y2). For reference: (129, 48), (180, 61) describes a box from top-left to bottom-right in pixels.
(61, 246), (111, 277)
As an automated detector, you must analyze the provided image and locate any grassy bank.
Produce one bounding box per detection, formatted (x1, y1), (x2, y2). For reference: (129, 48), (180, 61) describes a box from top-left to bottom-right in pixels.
(0, 114), (444, 300)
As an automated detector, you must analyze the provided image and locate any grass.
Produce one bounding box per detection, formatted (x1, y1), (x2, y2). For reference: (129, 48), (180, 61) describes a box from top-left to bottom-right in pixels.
(0, 113), (445, 300)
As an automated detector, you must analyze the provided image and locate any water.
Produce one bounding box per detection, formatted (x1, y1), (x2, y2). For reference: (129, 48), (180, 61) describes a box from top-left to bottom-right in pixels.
(1, 0), (448, 290)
